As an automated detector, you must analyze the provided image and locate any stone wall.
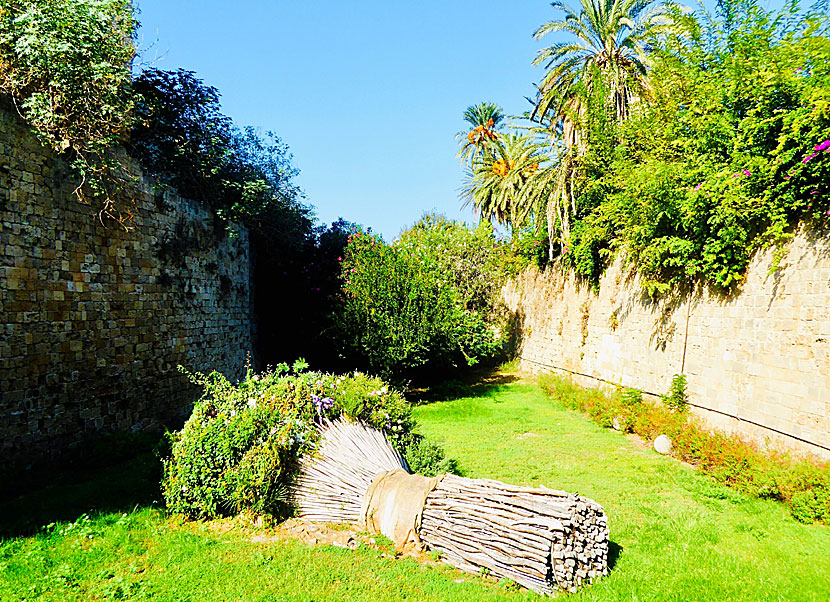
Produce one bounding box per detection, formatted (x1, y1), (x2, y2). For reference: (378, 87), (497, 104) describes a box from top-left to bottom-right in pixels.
(0, 103), (253, 469)
(503, 233), (830, 460)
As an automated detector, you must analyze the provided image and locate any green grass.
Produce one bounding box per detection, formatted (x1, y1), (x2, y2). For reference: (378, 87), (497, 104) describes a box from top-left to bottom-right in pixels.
(2, 376), (829, 601)
(413, 379), (830, 601)
(0, 508), (536, 602)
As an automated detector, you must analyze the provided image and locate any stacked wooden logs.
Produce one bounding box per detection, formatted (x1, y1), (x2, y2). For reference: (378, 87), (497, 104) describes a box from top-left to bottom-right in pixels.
(420, 475), (607, 594)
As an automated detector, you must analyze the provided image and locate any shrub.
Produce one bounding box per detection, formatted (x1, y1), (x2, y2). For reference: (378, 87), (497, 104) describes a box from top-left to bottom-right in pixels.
(333, 228), (503, 381)
(130, 68), (305, 227)
(562, 2), (830, 292)
(395, 213), (519, 316)
(399, 437), (460, 477)
(789, 488), (829, 524)
(662, 374), (688, 412)
(538, 372), (830, 524)
(163, 366), (449, 520)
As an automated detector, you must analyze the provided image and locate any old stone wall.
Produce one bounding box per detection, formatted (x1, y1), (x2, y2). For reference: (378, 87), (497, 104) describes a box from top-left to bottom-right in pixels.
(1, 103), (252, 469)
(503, 233), (830, 460)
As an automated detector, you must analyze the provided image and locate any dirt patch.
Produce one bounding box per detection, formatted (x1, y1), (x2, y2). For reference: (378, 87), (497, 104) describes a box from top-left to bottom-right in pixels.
(252, 518), (440, 564)
(252, 518), (370, 550)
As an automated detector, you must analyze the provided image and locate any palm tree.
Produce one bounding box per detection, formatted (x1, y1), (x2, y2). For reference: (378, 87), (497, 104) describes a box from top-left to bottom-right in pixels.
(461, 133), (549, 228)
(530, 0), (675, 256)
(532, 0), (674, 135)
(456, 102), (505, 167)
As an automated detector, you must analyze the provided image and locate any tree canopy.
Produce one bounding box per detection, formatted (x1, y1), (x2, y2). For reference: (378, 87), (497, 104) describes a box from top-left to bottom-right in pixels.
(457, 0), (830, 293)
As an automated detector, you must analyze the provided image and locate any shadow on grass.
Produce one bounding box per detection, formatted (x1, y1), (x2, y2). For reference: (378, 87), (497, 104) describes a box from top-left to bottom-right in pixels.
(608, 541), (623, 571)
(407, 367), (520, 405)
(0, 432), (166, 539)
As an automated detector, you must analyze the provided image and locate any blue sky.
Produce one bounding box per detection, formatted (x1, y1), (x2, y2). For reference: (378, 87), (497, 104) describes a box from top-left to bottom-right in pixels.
(134, 0), (790, 240)
(134, 1), (554, 240)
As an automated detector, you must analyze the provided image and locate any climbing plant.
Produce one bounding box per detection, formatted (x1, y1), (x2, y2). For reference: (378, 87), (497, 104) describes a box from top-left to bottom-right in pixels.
(0, 0), (137, 223)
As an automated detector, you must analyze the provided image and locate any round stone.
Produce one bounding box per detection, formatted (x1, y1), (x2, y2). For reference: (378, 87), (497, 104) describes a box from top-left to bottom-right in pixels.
(654, 434), (672, 454)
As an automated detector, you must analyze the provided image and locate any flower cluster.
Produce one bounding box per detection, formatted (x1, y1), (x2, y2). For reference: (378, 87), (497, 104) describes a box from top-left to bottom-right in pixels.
(311, 393), (334, 415)
(803, 140), (830, 164)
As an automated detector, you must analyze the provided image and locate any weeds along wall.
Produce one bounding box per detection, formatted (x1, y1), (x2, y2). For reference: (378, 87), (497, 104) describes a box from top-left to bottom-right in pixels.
(0, 103), (253, 469)
(503, 234), (830, 461)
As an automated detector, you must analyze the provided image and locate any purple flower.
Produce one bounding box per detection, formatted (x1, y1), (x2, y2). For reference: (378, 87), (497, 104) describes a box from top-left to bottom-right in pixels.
(694, 183), (703, 191)
(743, 169), (751, 177)
(815, 140), (830, 152)
(803, 153), (817, 164)
(312, 394), (334, 415)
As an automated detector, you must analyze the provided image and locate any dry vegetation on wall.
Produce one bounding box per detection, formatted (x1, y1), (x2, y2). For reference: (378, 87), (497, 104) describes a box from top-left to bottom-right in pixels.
(539, 373), (830, 524)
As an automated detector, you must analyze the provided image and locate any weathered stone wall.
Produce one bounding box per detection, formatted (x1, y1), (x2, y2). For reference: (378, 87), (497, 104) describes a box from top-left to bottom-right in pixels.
(503, 233), (830, 460)
(0, 103), (252, 468)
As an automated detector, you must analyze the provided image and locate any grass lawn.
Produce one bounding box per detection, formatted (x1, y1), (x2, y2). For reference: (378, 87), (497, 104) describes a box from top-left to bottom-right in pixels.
(2, 374), (828, 601)
(414, 377), (830, 601)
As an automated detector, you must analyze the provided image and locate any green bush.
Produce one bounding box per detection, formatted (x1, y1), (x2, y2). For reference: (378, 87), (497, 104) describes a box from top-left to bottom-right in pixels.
(399, 437), (460, 477)
(333, 221), (508, 380)
(538, 372), (830, 524)
(789, 488), (829, 524)
(130, 68), (305, 227)
(163, 366), (446, 520)
(395, 213), (520, 315)
(662, 374), (688, 412)
(564, 2), (830, 292)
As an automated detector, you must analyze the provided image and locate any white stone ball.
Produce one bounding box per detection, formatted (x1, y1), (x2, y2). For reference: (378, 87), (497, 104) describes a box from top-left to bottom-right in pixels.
(654, 434), (672, 455)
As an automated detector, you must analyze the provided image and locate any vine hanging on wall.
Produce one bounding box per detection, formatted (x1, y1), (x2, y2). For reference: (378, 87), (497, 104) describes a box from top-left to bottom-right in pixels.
(0, 0), (139, 226)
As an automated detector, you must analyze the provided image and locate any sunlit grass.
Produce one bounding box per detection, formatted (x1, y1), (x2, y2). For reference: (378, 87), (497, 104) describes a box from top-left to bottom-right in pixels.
(413, 378), (830, 602)
(2, 375), (828, 601)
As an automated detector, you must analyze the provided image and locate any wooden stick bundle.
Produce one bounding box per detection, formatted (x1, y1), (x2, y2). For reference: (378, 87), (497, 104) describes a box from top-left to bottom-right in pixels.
(292, 419), (609, 595)
(420, 475), (608, 594)
(291, 418), (408, 524)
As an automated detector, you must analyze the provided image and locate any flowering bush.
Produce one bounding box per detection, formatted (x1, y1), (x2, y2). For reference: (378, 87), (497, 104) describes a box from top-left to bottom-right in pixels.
(0, 0), (138, 222)
(544, 1), (830, 293)
(395, 213), (521, 315)
(162, 365), (452, 519)
(539, 373), (830, 524)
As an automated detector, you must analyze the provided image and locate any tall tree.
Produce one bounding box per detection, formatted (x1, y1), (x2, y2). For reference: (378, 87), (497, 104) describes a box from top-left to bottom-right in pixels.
(532, 0), (674, 135)
(461, 133), (548, 228)
(456, 102), (505, 167)
(530, 0), (675, 255)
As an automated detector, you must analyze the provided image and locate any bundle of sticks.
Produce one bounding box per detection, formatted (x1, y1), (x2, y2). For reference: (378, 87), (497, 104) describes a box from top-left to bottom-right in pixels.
(291, 419), (608, 595)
